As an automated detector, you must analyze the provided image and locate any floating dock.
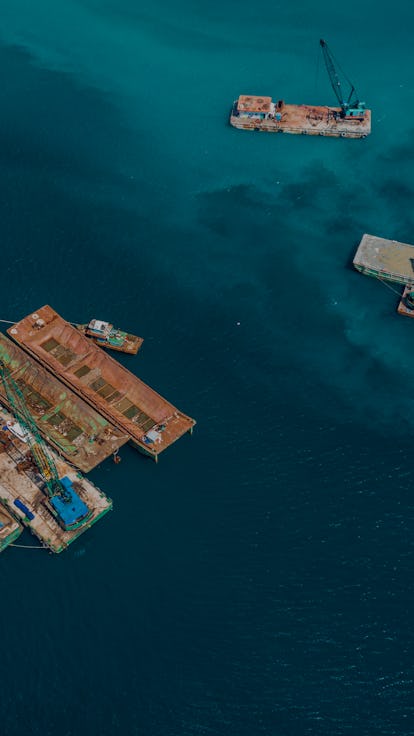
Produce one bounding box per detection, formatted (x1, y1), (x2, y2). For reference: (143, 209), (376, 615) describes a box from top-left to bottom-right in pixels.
(0, 500), (22, 552)
(0, 332), (128, 472)
(230, 97), (371, 138)
(0, 404), (112, 553)
(353, 234), (414, 285)
(8, 306), (196, 461)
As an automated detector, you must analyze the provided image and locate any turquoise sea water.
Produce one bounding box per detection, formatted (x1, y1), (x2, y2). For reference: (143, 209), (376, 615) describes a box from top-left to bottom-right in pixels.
(1, 2), (414, 734)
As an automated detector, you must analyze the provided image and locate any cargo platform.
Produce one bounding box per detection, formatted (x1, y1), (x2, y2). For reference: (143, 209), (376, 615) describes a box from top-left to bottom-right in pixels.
(230, 98), (371, 138)
(8, 306), (195, 461)
(0, 405), (112, 553)
(0, 332), (128, 472)
(353, 234), (414, 285)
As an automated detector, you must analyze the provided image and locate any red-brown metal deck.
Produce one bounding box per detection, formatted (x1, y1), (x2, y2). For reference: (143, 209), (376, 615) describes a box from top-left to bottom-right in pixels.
(8, 306), (195, 460)
(230, 98), (371, 138)
(0, 332), (128, 472)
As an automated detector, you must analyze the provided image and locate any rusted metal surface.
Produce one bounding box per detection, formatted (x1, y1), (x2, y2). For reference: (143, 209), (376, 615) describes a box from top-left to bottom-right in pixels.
(354, 234), (414, 285)
(0, 404), (113, 553)
(230, 99), (371, 138)
(397, 285), (414, 318)
(237, 95), (272, 113)
(8, 306), (196, 460)
(0, 332), (128, 472)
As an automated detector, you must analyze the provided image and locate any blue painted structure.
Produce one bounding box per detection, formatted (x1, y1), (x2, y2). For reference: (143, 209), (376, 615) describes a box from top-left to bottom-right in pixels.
(50, 476), (91, 530)
(14, 498), (35, 521)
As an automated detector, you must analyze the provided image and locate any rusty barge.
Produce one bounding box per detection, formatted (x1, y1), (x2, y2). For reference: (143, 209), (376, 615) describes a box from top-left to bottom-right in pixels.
(0, 332), (128, 472)
(230, 40), (371, 139)
(8, 306), (195, 462)
(0, 303), (194, 553)
(0, 403), (112, 553)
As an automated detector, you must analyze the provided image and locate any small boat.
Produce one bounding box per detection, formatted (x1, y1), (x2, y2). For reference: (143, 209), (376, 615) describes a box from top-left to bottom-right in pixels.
(76, 319), (143, 355)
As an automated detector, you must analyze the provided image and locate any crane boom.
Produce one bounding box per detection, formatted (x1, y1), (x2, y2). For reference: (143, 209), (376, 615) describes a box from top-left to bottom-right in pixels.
(320, 39), (366, 119)
(0, 359), (92, 530)
(0, 359), (67, 498)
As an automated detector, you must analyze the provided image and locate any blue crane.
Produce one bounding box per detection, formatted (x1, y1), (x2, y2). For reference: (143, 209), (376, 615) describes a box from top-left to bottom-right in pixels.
(320, 39), (366, 119)
(0, 359), (92, 530)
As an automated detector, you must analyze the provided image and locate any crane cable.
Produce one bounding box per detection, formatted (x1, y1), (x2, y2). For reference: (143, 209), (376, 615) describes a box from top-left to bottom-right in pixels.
(314, 44), (320, 97)
(376, 275), (407, 297)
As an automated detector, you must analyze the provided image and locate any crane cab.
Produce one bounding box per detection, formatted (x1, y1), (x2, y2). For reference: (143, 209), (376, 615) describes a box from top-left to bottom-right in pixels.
(47, 476), (92, 531)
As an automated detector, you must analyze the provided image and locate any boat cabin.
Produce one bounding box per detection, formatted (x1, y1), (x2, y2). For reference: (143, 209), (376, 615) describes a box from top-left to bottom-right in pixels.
(87, 319), (113, 338)
(234, 95), (285, 121)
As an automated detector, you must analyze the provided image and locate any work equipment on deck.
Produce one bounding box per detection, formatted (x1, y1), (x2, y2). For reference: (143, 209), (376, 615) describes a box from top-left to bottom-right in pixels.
(0, 359), (69, 501)
(319, 39), (366, 119)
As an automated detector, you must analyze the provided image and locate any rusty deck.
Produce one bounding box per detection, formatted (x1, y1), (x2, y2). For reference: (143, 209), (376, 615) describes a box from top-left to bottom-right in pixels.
(230, 101), (371, 138)
(0, 332), (128, 472)
(397, 285), (414, 318)
(8, 306), (195, 460)
(0, 405), (112, 553)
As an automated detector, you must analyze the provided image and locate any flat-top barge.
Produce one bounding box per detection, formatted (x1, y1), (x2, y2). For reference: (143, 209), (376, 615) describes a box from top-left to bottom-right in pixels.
(353, 234), (414, 285)
(0, 332), (128, 472)
(0, 501), (22, 552)
(230, 98), (371, 138)
(9, 305), (196, 461)
(76, 319), (143, 355)
(0, 404), (112, 553)
(353, 233), (414, 320)
(230, 40), (371, 139)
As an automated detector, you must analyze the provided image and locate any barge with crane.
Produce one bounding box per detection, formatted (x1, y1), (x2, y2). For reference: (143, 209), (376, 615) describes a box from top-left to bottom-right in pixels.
(0, 301), (195, 554)
(0, 401), (112, 553)
(230, 39), (371, 138)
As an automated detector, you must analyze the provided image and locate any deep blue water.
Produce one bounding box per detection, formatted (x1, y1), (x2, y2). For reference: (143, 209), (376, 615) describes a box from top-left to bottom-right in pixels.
(1, 2), (414, 734)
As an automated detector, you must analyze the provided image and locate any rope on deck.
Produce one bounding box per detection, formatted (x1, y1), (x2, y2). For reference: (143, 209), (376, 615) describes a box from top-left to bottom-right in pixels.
(0, 318), (79, 326)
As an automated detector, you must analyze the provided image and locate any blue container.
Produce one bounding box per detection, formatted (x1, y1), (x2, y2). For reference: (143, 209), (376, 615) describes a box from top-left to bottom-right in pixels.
(14, 498), (34, 521)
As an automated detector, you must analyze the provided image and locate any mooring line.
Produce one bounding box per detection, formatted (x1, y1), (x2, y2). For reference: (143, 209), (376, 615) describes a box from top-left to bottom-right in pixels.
(10, 543), (45, 550)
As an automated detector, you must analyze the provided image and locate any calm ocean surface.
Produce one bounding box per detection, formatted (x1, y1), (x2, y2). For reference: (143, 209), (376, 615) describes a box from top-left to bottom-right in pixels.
(1, 2), (414, 734)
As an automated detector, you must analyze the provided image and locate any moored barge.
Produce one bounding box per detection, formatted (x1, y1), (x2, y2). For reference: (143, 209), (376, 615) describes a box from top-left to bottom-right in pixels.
(0, 404), (112, 553)
(0, 332), (128, 472)
(353, 234), (414, 285)
(353, 234), (414, 321)
(8, 306), (195, 461)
